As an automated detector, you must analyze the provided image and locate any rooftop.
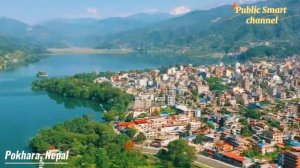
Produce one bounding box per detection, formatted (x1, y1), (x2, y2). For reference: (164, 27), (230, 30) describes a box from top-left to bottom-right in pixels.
(223, 152), (245, 162)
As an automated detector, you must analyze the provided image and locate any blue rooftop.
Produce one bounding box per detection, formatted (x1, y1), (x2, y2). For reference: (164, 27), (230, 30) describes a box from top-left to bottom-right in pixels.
(183, 135), (196, 140)
(207, 120), (215, 125)
(288, 140), (300, 147)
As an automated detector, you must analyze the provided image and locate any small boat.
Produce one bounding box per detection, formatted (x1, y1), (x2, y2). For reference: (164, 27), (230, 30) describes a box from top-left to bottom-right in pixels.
(37, 71), (48, 78)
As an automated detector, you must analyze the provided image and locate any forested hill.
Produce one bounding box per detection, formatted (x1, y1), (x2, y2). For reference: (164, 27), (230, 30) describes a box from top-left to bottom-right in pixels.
(0, 35), (44, 53)
(31, 72), (134, 121)
(1, 0), (300, 60)
(0, 18), (48, 64)
(0, 13), (173, 48)
(0, 35), (46, 70)
(94, 0), (300, 58)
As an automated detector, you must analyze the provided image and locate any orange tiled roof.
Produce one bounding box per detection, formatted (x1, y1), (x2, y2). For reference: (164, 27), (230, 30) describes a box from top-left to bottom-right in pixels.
(223, 152), (245, 162)
(118, 122), (135, 127)
(134, 119), (148, 124)
(223, 143), (233, 150)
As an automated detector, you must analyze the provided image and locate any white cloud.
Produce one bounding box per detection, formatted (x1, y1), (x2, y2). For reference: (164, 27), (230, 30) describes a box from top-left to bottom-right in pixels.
(238, 0), (263, 4)
(86, 7), (98, 15)
(170, 6), (191, 16)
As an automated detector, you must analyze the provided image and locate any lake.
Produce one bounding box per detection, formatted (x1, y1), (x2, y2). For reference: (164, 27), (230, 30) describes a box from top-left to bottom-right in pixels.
(0, 54), (229, 167)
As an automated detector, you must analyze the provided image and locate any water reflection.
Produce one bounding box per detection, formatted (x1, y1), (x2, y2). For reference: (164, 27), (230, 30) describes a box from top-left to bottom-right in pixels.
(47, 93), (103, 113)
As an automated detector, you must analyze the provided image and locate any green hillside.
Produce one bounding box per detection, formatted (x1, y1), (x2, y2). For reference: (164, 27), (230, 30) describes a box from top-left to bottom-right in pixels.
(94, 0), (300, 59)
(0, 35), (46, 70)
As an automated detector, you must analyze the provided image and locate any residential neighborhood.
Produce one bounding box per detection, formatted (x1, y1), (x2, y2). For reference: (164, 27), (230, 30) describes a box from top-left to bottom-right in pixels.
(94, 57), (300, 168)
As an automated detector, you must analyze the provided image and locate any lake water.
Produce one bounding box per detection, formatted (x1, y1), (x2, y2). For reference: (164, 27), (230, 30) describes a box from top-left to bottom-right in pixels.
(0, 54), (226, 167)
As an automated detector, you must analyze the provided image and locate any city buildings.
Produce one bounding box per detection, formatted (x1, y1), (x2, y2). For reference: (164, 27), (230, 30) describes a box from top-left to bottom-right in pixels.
(99, 57), (300, 168)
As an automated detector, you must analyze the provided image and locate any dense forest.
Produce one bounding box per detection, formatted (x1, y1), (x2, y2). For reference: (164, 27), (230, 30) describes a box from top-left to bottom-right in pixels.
(30, 115), (157, 168)
(32, 72), (134, 121)
(30, 115), (196, 168)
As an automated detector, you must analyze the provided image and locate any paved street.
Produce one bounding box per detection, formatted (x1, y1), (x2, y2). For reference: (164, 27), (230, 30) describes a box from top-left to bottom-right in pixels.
(196, 155), (237, 168)
(135, 145), (237, 168)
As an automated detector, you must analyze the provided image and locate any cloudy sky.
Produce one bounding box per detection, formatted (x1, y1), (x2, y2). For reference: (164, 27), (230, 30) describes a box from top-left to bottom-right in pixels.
(0, 0), (261, 24)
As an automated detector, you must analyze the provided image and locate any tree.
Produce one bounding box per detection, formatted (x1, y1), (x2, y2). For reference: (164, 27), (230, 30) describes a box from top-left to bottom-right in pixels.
(31, 74), (134, 122)
(115, 134), (130, 146)
(267, 120), (281, 129)
(126, 113), (134, 122)
(243, 108), (262, 119)
(240, 124), (252, 137)
(138, 113), (147, 118)
(124, 140), (134, 150)
(181, 123), (192, 137)
(192, 90), (198, 96)
(126, 128), (137, 139)
(29, 135), (50, 153)
(239, 118), (248, 126)
(186, 123), (191, 132)
(135, 132), (146, 144)
(204, 77), (230, 93)
(103, 111), (118, 122)
(158, 139), (196, 168)
(244, 149), (257, 158)
(193, 135), (206, 145)
(29, 116), (151, 167)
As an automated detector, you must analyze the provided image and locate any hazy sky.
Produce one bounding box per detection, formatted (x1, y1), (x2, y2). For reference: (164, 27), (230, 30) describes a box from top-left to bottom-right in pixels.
(0, 0), (260, 24)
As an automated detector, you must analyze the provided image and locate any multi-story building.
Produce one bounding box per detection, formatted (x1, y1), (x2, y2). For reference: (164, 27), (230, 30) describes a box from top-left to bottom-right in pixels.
(241, 78), (250, 90)
(134, 97), (152, 110)
(197, 84), (210, 94)
(263, 128), (284, 144)
(235, 93), (248, 105)
(284, 151), (300, 168)
(134, 98), (144, 109)
(166, 94), (176, 106)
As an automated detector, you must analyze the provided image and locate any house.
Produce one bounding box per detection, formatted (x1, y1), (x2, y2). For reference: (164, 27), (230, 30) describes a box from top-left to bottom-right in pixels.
(216, 142), (234, 152)
(255, 140), (276, 155)
(225, 136), (250, 148)
(117, 122), (135, 130)
(221, 152), (252, 167)
(263, 128), (284, 144)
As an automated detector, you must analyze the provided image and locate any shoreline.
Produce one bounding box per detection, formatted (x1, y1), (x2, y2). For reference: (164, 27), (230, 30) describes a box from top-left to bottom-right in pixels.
(47, 48), (133, 55)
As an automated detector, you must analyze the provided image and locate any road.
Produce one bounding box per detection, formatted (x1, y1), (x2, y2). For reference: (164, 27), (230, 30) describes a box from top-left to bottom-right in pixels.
(195, 155), (237, 168)
(135, 145), (237, 168)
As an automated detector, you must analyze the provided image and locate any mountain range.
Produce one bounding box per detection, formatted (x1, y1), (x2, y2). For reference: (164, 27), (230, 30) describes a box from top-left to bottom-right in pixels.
(0, 0), (300, 59)
(0, 13), (173, 48)
(94, 0), (300, 58)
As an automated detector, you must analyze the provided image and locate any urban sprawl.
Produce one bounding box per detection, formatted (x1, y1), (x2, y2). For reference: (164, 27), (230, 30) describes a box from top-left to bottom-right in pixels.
(94, 57), (300, 168)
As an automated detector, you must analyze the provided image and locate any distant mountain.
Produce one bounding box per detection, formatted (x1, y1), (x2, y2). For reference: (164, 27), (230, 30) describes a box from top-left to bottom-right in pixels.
(127, 13), (173, 23)
(1, 0), (300, 60)
(0, 13), (173, 48)
(94, 0), (300, 58)
(0, 17), (28, 37)
(0, 19), (48, 62)
(0, 17), (67, 48)
(39, 13), (173, 46)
